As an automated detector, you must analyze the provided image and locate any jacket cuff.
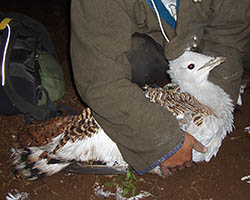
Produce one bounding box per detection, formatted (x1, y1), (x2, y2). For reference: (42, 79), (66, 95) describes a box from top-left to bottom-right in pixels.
(135, 130), (185, 175)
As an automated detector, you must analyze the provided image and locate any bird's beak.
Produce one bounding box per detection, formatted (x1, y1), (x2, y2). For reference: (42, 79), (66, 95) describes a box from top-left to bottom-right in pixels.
(198, 56), (226, 71)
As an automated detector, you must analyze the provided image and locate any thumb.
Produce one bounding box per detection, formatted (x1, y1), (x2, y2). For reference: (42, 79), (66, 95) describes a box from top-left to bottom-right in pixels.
(192, 137), (208, 153)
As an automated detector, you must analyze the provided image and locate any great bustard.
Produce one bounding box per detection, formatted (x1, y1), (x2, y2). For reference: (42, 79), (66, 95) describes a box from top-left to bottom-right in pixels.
(11, 50), (234, 180)
(145, 50), (234, 162)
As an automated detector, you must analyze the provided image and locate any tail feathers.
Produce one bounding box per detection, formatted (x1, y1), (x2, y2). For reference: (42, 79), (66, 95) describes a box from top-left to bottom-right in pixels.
(11, 147), (69, 180)
(11, 147), (127, 180)
(63, 162), (127, 175)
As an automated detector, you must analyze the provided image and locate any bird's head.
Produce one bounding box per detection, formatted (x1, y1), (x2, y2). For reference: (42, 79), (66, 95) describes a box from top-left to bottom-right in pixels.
(167, 50), (226, 86)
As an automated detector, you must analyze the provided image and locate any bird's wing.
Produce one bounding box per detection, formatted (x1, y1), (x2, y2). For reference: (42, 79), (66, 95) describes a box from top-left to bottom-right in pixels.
(13, 108), (100, 153)
(144, 84), (217, 126)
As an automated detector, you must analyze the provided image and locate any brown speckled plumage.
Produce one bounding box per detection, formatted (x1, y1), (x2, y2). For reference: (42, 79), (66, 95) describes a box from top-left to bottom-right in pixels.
(13, 108), (100, 153)
(144, 84), (217, 126)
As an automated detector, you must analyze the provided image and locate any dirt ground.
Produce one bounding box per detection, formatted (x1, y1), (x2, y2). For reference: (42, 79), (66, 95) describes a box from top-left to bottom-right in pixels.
(1, 1), (250, 199)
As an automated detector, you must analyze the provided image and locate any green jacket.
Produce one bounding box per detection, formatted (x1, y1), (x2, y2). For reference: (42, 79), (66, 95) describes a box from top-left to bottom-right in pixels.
(70, 0), (250, 173)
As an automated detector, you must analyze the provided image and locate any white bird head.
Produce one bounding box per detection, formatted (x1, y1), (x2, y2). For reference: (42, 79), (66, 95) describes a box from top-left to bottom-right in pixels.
(167, 50), (226, 86)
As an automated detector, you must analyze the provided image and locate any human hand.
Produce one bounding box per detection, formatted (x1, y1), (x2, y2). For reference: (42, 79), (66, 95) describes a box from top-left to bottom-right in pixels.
(160, 132), (208, 176)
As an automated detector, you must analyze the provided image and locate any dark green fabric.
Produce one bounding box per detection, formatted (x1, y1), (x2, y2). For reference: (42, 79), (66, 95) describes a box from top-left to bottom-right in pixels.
(70, 0), (250, 172)
(38, 51), (66, 105)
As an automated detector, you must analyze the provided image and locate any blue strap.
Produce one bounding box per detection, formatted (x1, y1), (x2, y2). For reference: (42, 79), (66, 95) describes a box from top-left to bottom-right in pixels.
(146, 0), (180, 30)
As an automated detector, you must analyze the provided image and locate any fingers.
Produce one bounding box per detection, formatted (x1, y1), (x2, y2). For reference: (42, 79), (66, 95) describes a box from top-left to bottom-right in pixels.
(177, 165), (185, 171)
(184, 160), (192, 168)
(192, 137), (208, 153)
(161, 161), (193, 176)
(184, 132), (208, 153)
(160, 132), (207, 177)
(176, 161), (192, 171)
(161, 167), (172, 176)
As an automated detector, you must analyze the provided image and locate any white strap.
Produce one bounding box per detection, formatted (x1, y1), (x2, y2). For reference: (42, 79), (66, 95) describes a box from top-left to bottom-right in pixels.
(150, 0), (170, 42)
(1, 24), (11, 86)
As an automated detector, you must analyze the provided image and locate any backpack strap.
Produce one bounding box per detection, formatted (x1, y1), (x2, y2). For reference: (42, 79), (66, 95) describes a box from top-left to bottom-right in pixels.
(4, 76), (58, 121)
(5, 77), (77, 123)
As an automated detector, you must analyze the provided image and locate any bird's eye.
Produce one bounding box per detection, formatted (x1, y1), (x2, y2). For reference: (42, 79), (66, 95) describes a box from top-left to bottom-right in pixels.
(187, 64), (195, 70)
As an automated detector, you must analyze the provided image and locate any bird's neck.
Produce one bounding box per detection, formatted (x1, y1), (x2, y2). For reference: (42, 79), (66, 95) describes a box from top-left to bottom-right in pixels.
(179, 81), (233, 115)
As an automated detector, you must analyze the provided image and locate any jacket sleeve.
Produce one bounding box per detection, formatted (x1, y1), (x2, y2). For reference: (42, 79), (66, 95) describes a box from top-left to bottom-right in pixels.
(70, 0), (183, 173)
(198, 0), (250, 103)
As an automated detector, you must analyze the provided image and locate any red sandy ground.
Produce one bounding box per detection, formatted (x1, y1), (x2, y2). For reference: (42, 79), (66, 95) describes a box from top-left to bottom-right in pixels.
(1, 1), (249, 199)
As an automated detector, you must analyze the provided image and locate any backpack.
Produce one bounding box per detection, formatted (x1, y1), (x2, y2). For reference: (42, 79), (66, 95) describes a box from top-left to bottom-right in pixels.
(0, 12), (66, 121)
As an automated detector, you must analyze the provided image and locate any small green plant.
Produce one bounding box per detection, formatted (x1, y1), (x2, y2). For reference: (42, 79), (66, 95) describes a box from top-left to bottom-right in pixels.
(104, 169), (138, 197)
